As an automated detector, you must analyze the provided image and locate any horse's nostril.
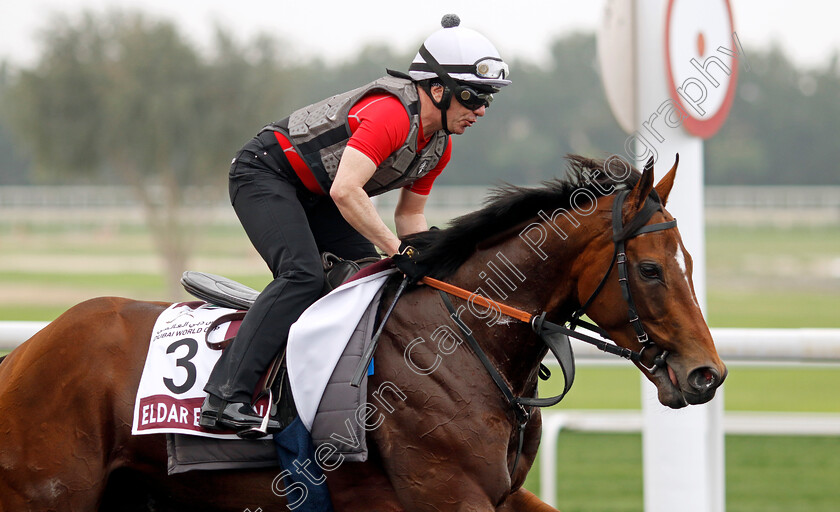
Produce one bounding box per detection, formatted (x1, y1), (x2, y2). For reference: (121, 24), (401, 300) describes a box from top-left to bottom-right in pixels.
(688, 367), (719, 392)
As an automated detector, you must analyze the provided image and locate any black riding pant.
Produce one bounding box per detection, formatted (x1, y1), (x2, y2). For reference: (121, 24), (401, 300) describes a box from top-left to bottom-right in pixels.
(204, 133), (378, 403)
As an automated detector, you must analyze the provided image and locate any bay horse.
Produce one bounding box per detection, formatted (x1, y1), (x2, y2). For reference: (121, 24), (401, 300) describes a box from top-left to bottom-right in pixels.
(0, 155), (725, 511)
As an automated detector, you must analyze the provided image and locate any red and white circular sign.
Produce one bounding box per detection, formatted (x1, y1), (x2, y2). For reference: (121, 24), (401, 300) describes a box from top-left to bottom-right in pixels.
(665, 0), (738, 138)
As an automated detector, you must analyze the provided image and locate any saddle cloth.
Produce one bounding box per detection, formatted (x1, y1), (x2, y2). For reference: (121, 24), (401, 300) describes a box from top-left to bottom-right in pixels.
(133, 265), (396, 473)
(131, 301), (267, 439)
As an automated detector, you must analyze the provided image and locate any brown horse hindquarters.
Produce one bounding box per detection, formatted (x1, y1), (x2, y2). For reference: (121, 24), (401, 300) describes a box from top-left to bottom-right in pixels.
(0, 296), (409, 512)
(0, 297), (167, 511)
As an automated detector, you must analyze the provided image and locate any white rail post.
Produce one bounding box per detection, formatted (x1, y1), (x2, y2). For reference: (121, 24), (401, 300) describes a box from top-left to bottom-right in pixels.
(600, 1), (741, 510)
(633, 1), (739, 511)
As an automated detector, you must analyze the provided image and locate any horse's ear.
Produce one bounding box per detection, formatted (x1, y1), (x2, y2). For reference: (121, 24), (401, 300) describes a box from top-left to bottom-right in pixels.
(627, 156), (655, 212)
(654, 154), (679, 206)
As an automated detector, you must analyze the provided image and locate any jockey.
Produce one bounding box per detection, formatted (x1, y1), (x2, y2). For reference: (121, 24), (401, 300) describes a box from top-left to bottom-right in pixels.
(200, 14), (511, 434)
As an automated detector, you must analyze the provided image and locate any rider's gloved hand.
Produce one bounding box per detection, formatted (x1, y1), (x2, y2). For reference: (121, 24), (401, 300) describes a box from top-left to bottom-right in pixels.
(392, 244), (427, 284)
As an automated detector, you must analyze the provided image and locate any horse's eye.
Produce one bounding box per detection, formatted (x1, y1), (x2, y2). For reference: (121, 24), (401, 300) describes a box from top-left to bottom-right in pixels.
(639, 262), (663, 281)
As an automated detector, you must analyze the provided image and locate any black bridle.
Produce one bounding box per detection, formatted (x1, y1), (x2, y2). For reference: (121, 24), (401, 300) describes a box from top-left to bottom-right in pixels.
(566, 187), (677, 372)
(434, 185), (678, 474)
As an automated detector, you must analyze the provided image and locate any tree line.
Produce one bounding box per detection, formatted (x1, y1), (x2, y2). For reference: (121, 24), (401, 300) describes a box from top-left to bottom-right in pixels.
(0, 11), (837, 294)
(1, 10), (838, 189)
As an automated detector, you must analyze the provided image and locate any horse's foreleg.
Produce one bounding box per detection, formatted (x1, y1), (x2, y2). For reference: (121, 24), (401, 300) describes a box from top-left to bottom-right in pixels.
(497, 488), (560, 512)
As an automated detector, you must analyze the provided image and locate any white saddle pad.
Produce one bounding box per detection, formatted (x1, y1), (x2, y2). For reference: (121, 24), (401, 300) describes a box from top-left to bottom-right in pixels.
(287, 268), (396, 431)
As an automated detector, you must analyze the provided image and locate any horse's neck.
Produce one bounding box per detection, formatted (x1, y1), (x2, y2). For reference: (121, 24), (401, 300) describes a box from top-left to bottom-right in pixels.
(451, 213), (598, 317)
(445, 215), (597, 389)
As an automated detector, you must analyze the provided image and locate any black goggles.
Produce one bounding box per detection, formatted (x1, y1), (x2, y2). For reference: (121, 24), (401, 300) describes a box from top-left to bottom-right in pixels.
(452, 84), (493, 110)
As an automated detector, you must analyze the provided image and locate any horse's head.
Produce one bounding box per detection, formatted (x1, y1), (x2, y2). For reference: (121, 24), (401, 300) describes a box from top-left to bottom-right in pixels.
(402, 157), (726, 409)
(576, 156), (726, 408)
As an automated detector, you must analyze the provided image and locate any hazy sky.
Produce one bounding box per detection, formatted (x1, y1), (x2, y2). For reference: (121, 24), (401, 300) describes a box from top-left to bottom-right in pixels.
(1, 0), (838, 69)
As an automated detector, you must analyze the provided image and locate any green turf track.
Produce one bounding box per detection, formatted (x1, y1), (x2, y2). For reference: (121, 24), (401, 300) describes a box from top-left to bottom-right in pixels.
(522, 433), (840, 512)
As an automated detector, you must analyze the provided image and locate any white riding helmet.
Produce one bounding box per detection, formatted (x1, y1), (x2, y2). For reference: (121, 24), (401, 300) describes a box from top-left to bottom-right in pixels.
(409, 14), (511, 90)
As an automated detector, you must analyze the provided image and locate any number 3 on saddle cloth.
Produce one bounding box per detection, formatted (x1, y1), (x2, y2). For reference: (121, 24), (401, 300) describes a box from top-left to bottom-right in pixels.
(130, 253), (395, 475)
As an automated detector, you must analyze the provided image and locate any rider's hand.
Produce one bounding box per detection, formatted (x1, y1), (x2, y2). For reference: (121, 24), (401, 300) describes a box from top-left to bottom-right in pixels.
(391, 245), (426, 284)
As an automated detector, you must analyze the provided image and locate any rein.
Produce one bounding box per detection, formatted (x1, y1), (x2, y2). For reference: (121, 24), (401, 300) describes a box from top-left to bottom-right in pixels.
(418, 188), (678, 474)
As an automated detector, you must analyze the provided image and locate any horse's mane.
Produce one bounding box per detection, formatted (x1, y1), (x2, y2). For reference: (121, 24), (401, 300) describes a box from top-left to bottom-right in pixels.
(402, 154), (641, 279)
(0, 355), (6, 367)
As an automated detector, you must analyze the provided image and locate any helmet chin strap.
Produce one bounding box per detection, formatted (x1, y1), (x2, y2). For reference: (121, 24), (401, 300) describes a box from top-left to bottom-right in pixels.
(418, 44), (462, 135)
(420, 80), (452, 135)
(436, 89), (453, 135)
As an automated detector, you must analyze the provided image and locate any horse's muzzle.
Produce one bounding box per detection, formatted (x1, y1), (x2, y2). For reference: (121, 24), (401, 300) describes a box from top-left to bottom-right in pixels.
(683, 365), (727, 405)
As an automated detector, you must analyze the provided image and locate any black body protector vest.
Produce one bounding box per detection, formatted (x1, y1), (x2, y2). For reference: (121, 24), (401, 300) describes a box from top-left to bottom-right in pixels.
(261, 75), (449, 197)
